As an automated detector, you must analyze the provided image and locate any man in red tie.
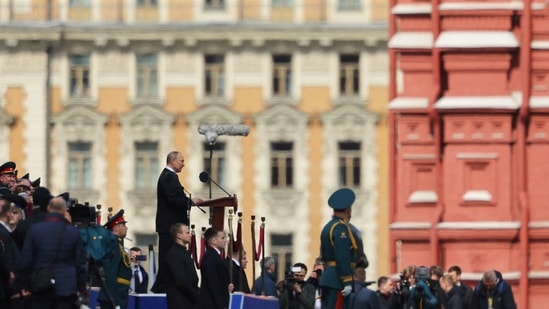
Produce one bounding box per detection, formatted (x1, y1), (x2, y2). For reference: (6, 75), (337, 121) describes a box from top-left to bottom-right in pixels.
(198, 227), (234, 309)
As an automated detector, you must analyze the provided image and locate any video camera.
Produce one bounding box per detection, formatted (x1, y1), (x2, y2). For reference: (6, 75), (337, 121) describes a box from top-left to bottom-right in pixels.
(283, 266), (303, 290)
(398, 274), (411, 298)
(413, 266), (437, 298)
(68, 201), (97, 227)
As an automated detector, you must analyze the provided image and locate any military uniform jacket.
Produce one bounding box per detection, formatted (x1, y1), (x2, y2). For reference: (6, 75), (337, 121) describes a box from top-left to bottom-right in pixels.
(319, 216), (357, 290)
(98, 236), (132, 308)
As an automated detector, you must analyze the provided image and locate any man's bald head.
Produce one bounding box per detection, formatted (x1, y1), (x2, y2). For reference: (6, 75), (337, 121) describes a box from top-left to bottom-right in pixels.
(47, 196), (67, 214)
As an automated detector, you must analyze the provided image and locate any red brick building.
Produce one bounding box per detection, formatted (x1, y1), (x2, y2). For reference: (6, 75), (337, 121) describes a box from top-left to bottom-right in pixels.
(388, 0), (549, 307)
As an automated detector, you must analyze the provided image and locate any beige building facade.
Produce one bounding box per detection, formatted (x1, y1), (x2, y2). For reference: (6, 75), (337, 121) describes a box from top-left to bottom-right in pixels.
(0, 0), (388, 281)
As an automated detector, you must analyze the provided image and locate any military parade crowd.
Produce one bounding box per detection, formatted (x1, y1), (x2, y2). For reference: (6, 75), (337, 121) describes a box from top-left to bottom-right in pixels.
(0, 153), (519, 309)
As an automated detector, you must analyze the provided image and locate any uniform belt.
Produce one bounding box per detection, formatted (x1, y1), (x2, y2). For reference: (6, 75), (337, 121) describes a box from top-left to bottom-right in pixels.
(116, 277), (131, 286)
(326, 261), (356, 268)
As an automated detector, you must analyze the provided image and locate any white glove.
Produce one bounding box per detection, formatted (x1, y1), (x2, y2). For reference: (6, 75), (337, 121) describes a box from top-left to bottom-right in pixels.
(341, 285), (353, 297)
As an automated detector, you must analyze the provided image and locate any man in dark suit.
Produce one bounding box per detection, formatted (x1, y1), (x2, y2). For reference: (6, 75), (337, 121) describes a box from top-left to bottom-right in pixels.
(154, 151), (202, 292)
(164, 223), (199, 309)
(198, 227), (234, 309)
(227, 248), (250, 293)
(129, 247), (149, 294)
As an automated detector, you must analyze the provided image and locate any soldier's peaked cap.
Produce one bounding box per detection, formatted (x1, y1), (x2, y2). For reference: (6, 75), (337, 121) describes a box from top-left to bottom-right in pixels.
(328, 188), (355, 210)
(0, 161), (16, 175)
(104, 209), (127, 230)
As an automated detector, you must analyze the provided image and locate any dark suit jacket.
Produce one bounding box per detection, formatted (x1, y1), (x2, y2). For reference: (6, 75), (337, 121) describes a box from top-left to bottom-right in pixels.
(155, 168), (192, 233)
(164, 243), (199, 309)
(198, 246), (230, 309)
(226, 258), (250, 293)
(133, 264), (149, 294)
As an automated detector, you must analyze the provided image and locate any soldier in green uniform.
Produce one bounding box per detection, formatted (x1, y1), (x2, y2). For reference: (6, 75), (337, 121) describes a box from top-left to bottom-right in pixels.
(319, 188), (358, 309)
(97, 210), (132, 309)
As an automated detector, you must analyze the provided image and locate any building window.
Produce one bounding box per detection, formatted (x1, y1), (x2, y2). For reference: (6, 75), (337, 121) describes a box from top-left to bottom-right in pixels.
(205, 55), (225, 97)
(69, 55), (90, 98)
(68, 142), (92, 189)
(271, 233), (293, 281)
(272, 55), (292, 96)
(338, 0), (361, 10)
(136, 54), (158, 98)
(138, 0), (158, 6)
(273, 0), (292, 7)
(135, 142), (159, 190)
(338, 141), (361, 187)
(203, 142), (226, 187)
(339, 54), (359, 96)
(271, 142), (293, 188)
(205, 0), (225, 9)
(70, 0), (91, 6)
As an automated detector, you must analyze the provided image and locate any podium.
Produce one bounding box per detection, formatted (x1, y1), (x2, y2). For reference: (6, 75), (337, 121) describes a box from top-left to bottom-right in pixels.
(194, 195), (238, 229)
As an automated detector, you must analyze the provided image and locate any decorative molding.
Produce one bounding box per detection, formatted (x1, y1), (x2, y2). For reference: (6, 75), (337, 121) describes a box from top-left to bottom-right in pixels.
(50, 106), (108, 196)
(462, 189), (492, 202)
(390, 222), (432, 229)
(409, 190), (438, 204)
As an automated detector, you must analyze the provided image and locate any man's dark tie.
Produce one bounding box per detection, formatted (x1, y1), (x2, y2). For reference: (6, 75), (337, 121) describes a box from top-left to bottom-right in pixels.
(135, 266), (141, 284)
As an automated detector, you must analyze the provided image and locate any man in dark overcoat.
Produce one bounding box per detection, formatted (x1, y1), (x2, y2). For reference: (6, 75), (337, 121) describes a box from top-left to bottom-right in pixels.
(198, 227), (233, 309)
(164, 223), (199, 309)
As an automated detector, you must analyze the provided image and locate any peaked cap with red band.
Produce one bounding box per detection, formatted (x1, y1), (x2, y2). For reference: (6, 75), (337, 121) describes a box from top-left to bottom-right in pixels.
(0, 161), (16, 175)
(104, 209), (127, 230)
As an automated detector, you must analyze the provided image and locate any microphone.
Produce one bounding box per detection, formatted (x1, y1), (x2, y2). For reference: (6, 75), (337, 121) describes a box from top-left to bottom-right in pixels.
(199, 171), (232, 197)
(198, 124), (250, 145)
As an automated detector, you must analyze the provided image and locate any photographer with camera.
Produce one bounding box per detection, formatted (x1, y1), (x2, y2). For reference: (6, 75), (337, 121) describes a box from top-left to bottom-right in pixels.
(278, 263), (315, 309)
(129, 247), (149, 294)
(389, 265), (415, 309)
(409, 266), (439, 309)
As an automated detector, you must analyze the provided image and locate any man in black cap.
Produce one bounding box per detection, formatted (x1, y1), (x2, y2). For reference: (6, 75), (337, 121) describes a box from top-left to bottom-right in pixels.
(11, 187), (55, 250)
(97, 210), (132, 309)
(0, 161), (17, 193)
(319, 188), (358, 309)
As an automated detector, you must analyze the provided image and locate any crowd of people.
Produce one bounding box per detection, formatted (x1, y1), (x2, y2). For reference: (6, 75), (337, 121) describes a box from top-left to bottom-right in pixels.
(0, 153), (520, 309)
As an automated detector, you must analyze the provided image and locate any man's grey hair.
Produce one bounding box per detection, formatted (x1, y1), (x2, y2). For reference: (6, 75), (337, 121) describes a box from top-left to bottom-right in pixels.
(482, 269), (498, 284)
(261, 256), (275, 271)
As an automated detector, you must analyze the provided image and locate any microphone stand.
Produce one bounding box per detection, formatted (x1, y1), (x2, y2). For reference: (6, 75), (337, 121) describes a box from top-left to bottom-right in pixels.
(208, 145), (213, 225)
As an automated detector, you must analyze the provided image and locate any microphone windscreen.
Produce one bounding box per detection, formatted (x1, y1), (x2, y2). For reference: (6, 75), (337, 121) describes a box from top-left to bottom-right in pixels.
(199, 171), (210, 183)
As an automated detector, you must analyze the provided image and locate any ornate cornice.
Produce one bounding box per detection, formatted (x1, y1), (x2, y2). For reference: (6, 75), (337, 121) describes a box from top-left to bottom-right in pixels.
(0, 22), (388, 48)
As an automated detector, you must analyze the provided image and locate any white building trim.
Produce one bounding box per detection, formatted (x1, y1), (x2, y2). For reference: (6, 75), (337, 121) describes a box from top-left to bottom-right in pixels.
(438, 2), (523, 11)
(389, 97), (429, 109)
(435, 96), (520, 110)
(437, 221), (521, 229)
(388, 32), (433, 49)
(435, 31), (519, 48)
(391, 3), (432, 14)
